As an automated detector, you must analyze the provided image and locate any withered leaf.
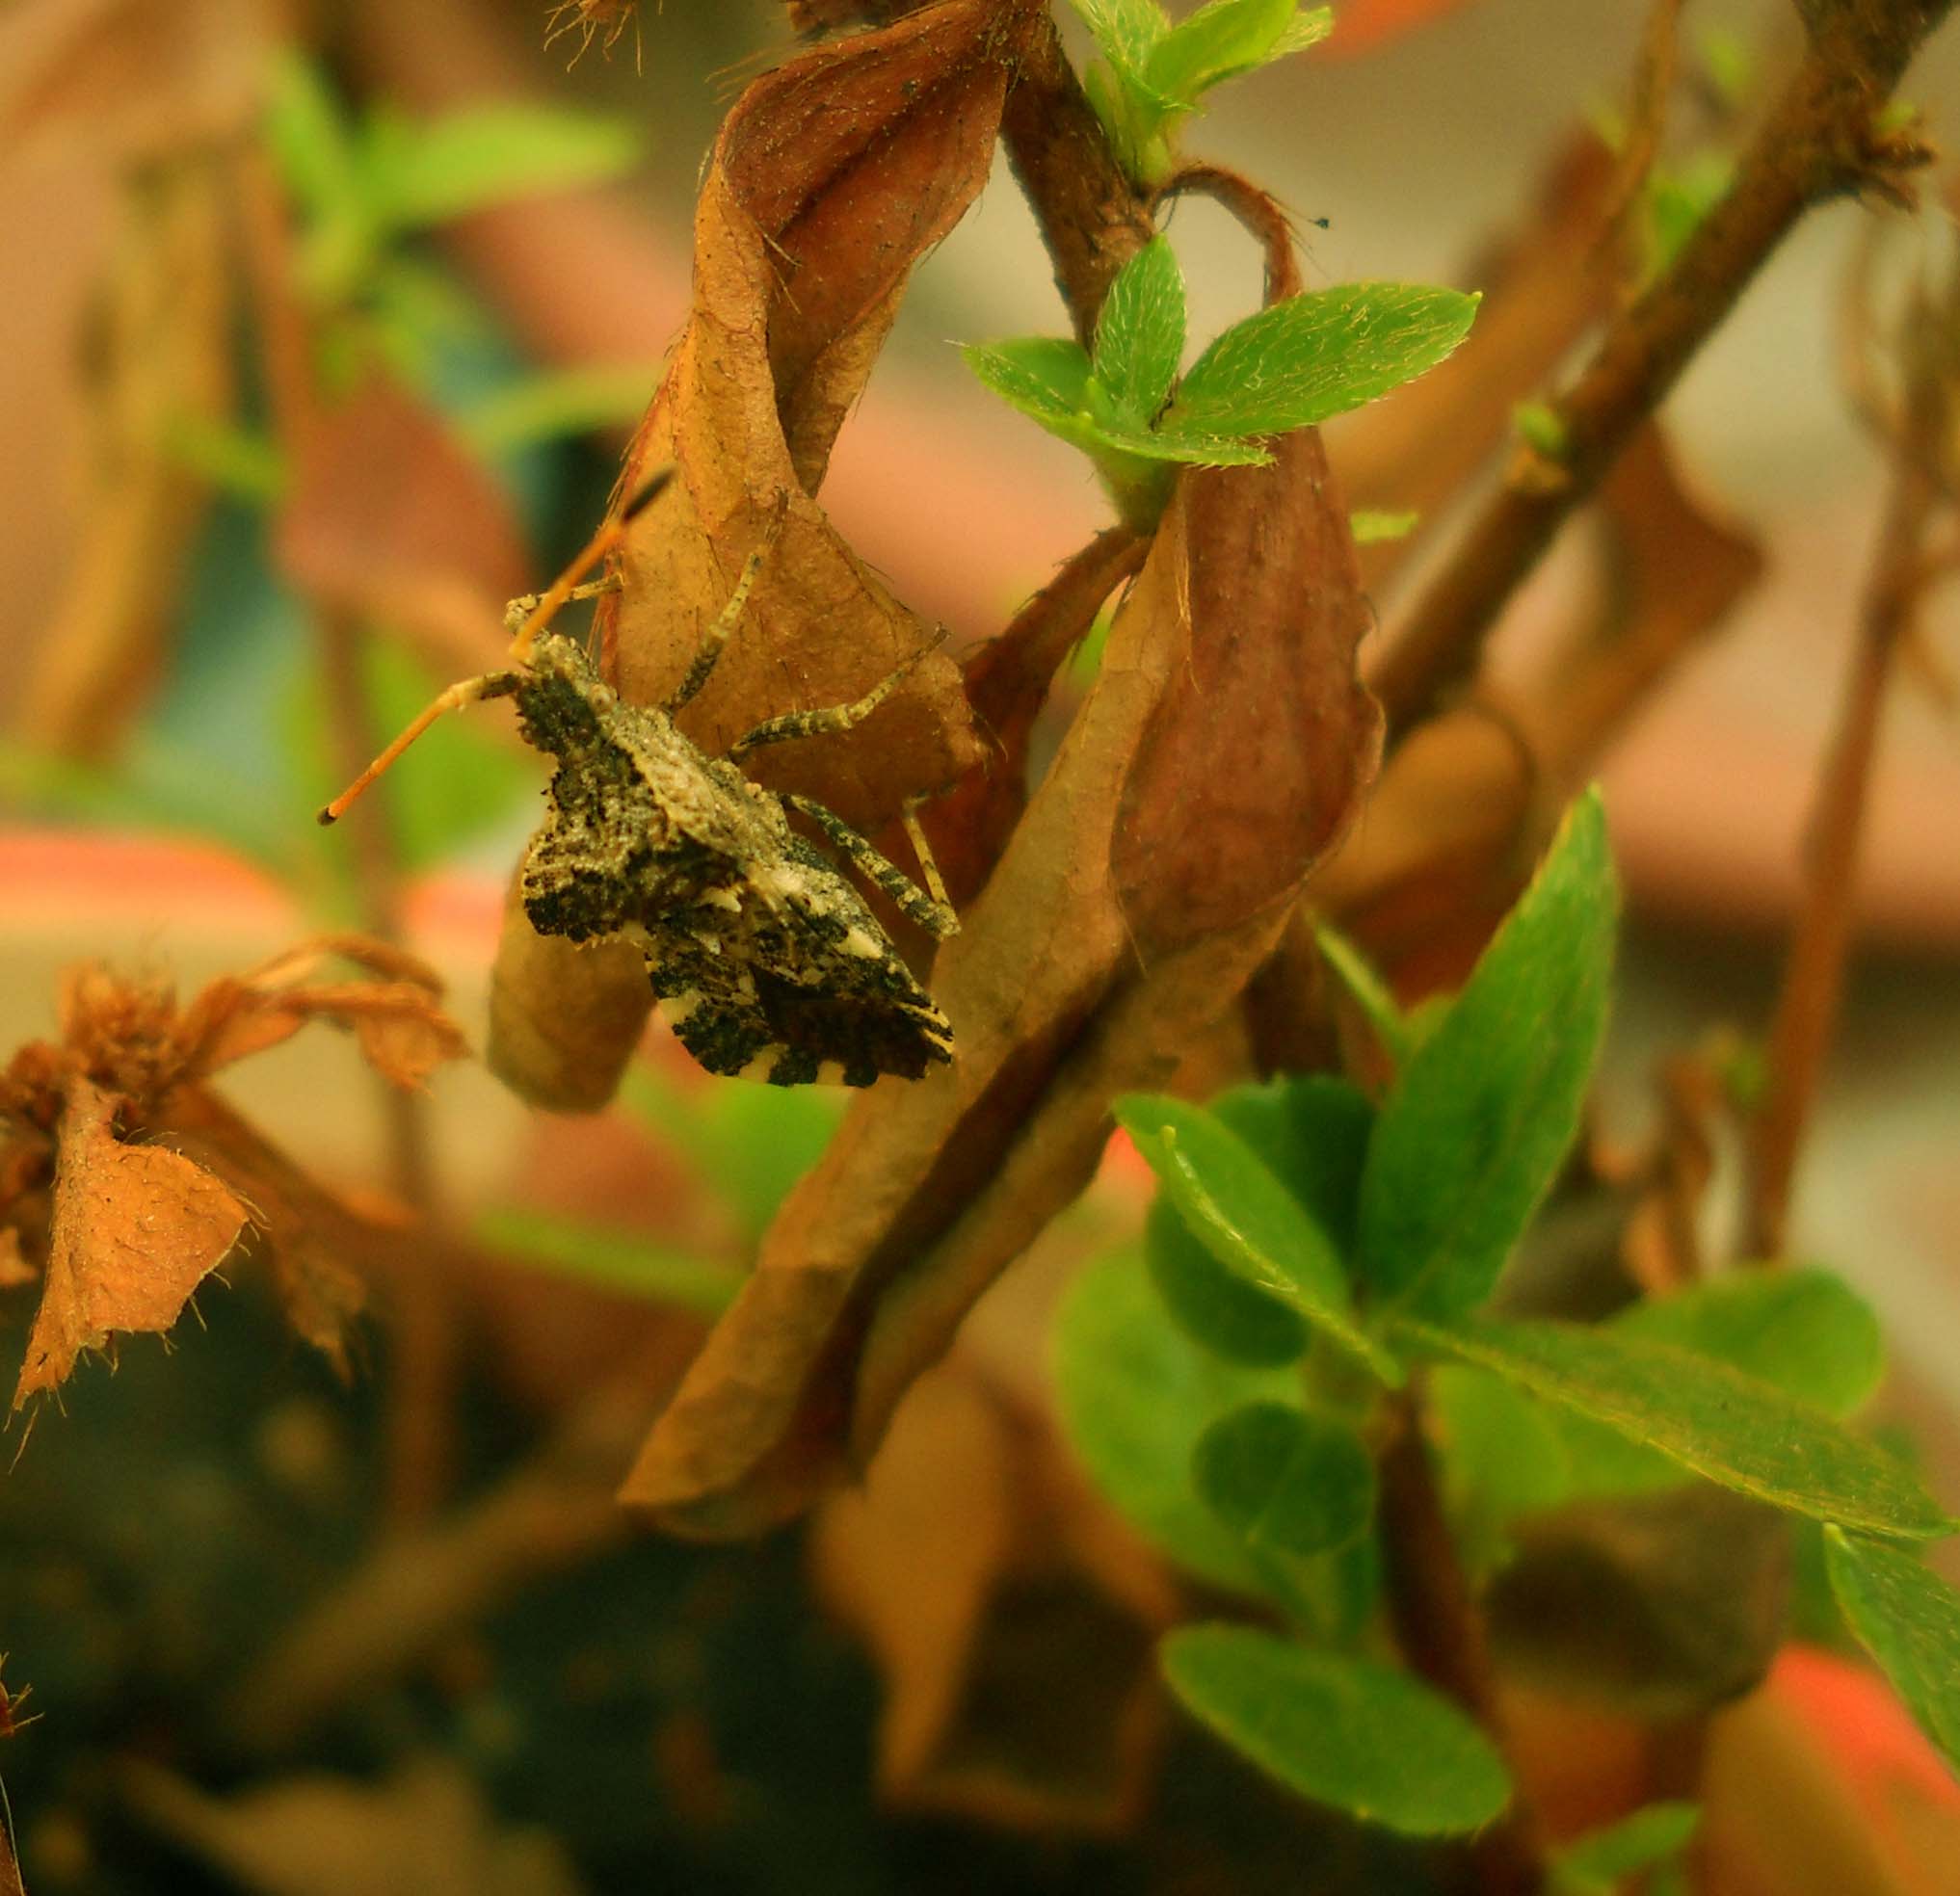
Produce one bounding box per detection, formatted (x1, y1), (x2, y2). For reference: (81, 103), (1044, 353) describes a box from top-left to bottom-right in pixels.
(13, 1077), (248, 1408)
(597, 0), (1026, 826)
(623, 434), (1379, 1535)
(157, 1087), (374, 1377)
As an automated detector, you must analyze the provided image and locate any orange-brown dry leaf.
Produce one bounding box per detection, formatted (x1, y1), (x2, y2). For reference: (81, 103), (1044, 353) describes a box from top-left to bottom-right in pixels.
(596, 0), (1020, 825)
(926, 527), (1148, 908)
(623, 435), (1379, 1536)
(485, 879), (653, 1112)
(276, 371), (530, 680)
(157, 1088), (372, 1374)
(810, 1359), (1173, 1830)
(13, 1077), (248, 1408)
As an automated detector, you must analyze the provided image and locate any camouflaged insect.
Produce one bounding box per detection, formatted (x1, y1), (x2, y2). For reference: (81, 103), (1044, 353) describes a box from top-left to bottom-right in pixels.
(501, 631), (958, 1088)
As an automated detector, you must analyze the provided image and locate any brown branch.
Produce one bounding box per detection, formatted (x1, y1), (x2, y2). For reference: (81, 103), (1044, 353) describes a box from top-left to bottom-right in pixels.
(1369, 0), (1951, 736)
(1600, 0), (1686, 236)
(1157, 162), (1303, 301)
(1743, 237), (1960, 1259)
(1377, 1391), (1549, 1896)
(998, 8), (1156, 342)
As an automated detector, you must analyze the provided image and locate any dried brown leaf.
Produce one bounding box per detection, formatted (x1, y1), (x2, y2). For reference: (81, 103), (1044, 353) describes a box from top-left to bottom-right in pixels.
(485, 880), (653, 1111)
(13, 1077), (248, 1407)
(597, 1), (1020, 826)
(157, 1088), (374, 1375)
(623, 437), (1378, 1535)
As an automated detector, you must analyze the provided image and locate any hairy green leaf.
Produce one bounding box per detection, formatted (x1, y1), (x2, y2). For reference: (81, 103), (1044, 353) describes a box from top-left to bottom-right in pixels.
(1357, 789), (1616, 1319)
(1147, 0), (1315, 100)
(1067, 0), (1168, 73)
(1092, 237), (1186, 423)
(1167, 284), (1479, 437)
(1162, 1627), (1512, 1834)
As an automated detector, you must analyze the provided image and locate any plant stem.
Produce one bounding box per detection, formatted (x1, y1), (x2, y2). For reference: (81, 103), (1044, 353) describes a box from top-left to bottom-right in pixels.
(1157, 162), (1303, 301)
(1744, 237), (1959, 1259)
(1377, 1388), (1549, 1896)
(998, 8), (1157, 342)
(1370, 0), (1950, 736)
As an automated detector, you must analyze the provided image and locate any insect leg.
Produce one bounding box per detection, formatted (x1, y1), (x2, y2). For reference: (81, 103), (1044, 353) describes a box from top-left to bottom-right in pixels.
(728, 628), (948, 762)
(784, 794), (960, 938)
(506, 462), (675, 664)
(502, 576), (617, 636)
(665, 494), (791, 714)
(317, 672), (523, 826)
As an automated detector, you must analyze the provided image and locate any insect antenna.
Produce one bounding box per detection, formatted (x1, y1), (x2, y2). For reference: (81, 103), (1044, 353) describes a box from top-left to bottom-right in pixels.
(317, 466), (676, 826)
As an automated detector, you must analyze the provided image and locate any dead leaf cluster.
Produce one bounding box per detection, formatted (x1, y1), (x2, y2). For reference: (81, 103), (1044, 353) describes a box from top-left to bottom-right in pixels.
(0, 935), (466, 1408)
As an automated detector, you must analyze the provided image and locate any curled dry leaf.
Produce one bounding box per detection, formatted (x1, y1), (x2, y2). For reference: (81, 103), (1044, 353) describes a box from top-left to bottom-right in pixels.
(494, 0), (1034, 1093)
(3, 937), (467, 1396)
(596, 0), (1015, 811)
(623, 433), (1380, 1535)
(13, 1077), (249, 1409)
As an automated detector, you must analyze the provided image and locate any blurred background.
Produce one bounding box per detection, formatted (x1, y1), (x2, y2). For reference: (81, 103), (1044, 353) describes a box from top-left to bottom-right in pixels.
(1, 2), (1956, 1890)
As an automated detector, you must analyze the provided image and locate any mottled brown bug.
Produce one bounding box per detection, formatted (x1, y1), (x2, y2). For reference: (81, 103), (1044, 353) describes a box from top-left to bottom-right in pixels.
(321, 476), (959, 1087)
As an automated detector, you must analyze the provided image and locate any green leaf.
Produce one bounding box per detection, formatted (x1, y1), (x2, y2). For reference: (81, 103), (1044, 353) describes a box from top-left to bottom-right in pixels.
(1356, 788), (1616, 1320)
(1166, 284), (1480, 438)
(1079, 420), (1274, 466)
(1825, 1528), (1960, 1771)
(1146, 1076), (1373, 1368)
(1403, 1315), (1955, 1540)
(1554, 1271), (1887, 1499)
(963, 336), (1094, 426)
(1147, 0), (1300, 101)
(1552, 1803), (1700, 1895)
(1091, 237), (1186, 424)
(1617, 1271), (1884, 1418)
(1053, 1251), (1304, 1595)
(1162, 1627), (1512, 1835)
(265, 52), (375, 303)
(365, 103), (640, 232)
(1067, 0), (1168, 73)
(1119, 1095), (1400, 1383)
(475, 1209), (741, 1318)
(1193, 1401), (1376, 1559)
(1349, 507), (1419, 544)
(1269, 5), (1338, 56)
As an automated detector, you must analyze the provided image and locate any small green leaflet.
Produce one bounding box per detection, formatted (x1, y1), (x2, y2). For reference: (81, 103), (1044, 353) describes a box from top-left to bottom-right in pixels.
(1092, 235), (1184, 422)
(1162, 1627), (1512, 1835)
(1551, 1803), (1700, 1895)
(1193, 1401), (1376, 1560)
